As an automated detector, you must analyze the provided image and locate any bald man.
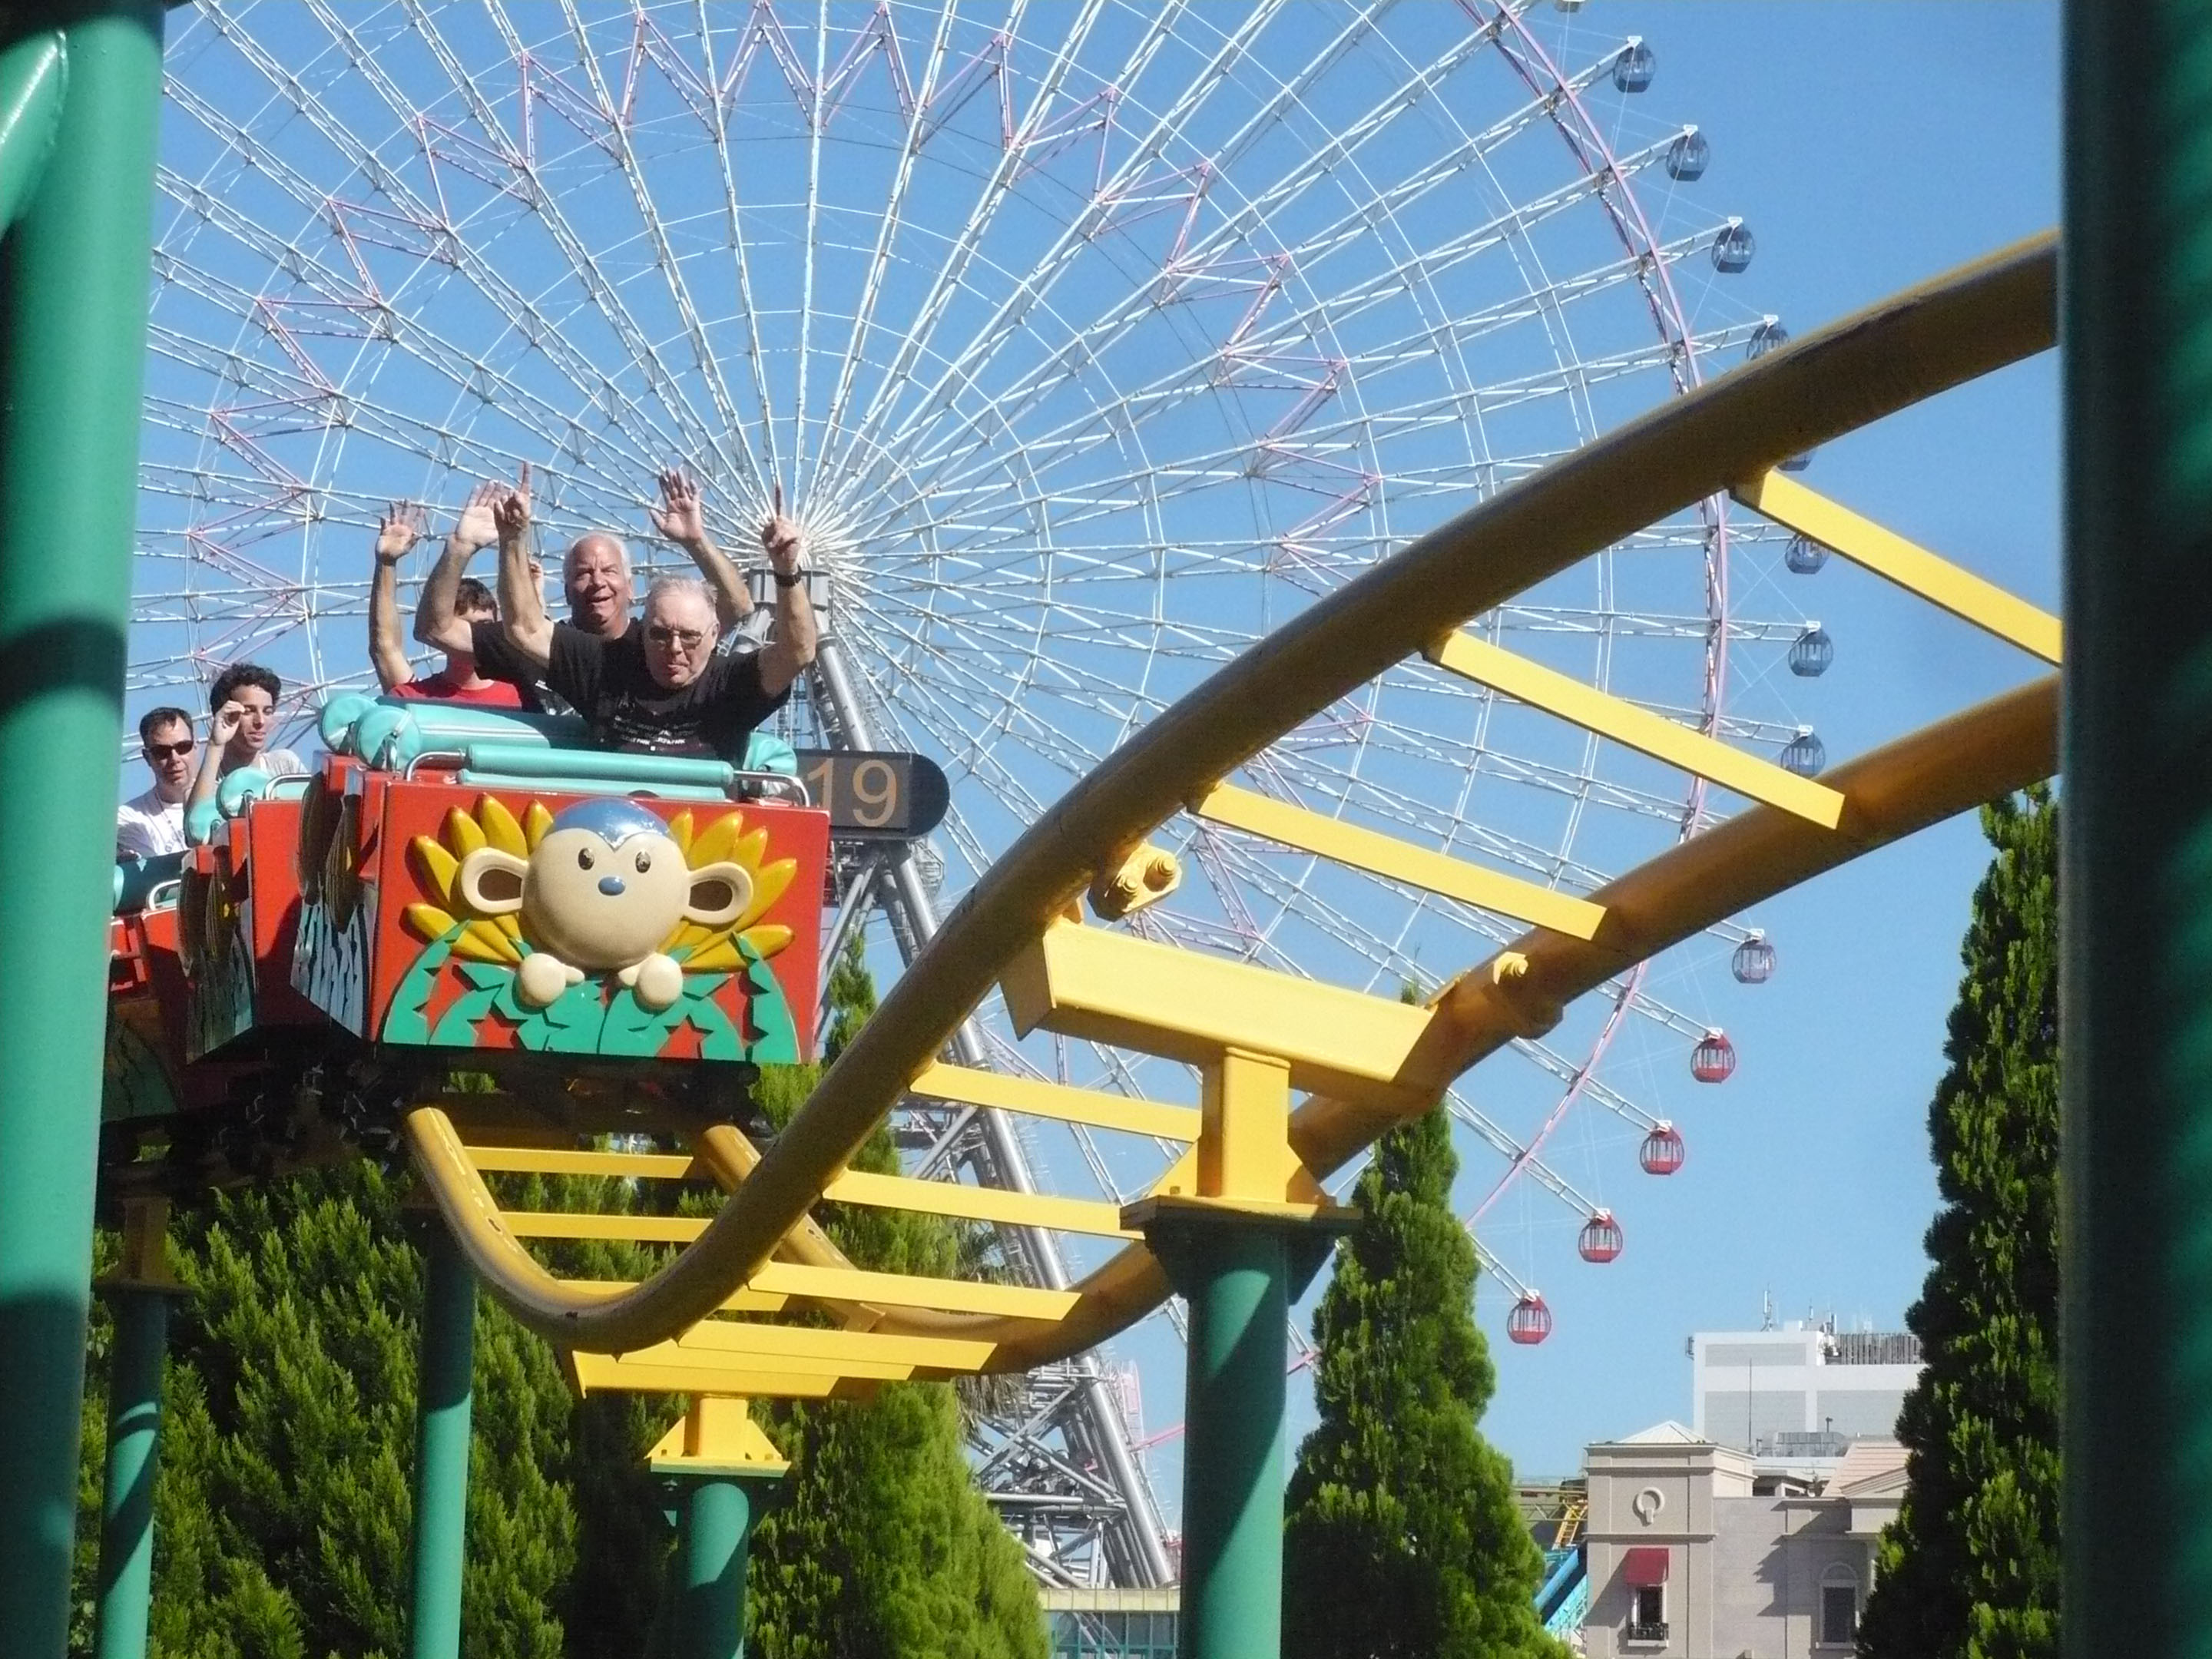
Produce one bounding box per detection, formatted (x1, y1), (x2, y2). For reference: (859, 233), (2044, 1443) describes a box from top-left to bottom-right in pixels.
(420, 480), (815, 762)
(496, 465), (753, 643)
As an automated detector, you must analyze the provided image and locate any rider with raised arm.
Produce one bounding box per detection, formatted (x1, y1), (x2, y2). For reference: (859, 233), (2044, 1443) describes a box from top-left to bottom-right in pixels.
(480, 463), (755, 646)
(372, 488), (529, 707)
(419, 472), (815, 763)
(183, 663), (310, 829)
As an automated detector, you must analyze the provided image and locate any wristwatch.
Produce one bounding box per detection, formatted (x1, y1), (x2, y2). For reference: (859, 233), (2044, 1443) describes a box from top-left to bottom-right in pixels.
(773, 568), (804, 588)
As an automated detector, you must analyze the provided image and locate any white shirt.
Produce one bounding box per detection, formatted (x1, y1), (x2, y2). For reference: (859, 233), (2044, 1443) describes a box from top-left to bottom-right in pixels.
(116, 785), (187, 860)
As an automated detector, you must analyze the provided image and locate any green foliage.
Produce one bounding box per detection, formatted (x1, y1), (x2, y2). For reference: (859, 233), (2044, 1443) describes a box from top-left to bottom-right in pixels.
(743, 935), (1044, 1659)
(69, 935), (1036, 1657)
(1859, 789), (2061, 1659)
(1283, 1104), (1564, 1659)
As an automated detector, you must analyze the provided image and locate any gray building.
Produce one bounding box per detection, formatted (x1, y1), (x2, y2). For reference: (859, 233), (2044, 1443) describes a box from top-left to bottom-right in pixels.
(1581, 1422), (1907, 1658)
(1692, 1323), (1921, 1459)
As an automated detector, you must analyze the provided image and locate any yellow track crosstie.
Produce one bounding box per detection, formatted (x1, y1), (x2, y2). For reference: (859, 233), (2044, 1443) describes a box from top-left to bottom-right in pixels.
(405, 232), (2063, 1385)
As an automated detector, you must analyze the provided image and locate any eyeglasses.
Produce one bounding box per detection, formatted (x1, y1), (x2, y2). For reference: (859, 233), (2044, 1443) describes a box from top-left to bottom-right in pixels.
(646, 624), (708, 651)
(144, 740), (196, 759)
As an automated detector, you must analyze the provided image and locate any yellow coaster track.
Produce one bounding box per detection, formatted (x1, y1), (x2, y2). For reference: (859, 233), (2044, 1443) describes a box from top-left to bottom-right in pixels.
(405, 233), (2060, 1395)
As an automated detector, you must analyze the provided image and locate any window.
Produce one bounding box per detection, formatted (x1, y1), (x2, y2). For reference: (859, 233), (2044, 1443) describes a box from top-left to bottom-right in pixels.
(1820, 1571), (1859, 1646)
(1628, 1583), (1667, 1642)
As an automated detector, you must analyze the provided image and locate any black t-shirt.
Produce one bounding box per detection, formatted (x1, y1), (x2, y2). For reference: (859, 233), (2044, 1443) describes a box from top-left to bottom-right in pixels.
(471, 621), (788, 763)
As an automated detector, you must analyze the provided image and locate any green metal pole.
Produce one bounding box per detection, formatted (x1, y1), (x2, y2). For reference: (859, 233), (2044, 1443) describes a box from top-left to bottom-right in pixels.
(0, 5), (165, 1652)
(406, 1225), (476, 1659)
(92, 1287), (170, 1659)
(2064, 4), (2212, 1654)
(674, 1476), (757, 1659)
(1167, 1227), (1290, 1659)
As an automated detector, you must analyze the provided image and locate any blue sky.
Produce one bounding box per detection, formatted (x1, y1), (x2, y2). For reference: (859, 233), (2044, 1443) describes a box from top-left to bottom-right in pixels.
(1435, 2), (2061, 1478)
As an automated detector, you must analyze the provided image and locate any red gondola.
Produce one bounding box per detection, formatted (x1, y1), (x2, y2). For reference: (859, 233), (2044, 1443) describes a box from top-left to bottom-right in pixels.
(1640, 1123), (1686, 1177)
(1690, 1028), (1736, 1083)
(1506, 1292), (1553, 1346)
(1578, 1210), (1624, 1263)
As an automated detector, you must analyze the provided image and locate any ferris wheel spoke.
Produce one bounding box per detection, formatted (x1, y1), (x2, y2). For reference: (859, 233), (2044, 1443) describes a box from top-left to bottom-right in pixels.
(813, 0), (1109, 483)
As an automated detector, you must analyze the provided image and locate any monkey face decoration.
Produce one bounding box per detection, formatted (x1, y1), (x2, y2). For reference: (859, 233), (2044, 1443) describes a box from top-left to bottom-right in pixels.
(455, 799), (751, 1012)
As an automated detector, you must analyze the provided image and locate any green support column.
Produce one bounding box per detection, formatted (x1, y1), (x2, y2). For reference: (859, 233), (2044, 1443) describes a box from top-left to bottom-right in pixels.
(2065, 0), (2212, 1651)
(671, 1477), (759, 1659)
(652, 1397), (790, 1659)
(1134, 1202), (1349, 1659)
(406, 1224), (476, 1659)
(0, 5), (167, 1653)
(93, 1287), (171, 1659)
(91, 1200), (182, 1659)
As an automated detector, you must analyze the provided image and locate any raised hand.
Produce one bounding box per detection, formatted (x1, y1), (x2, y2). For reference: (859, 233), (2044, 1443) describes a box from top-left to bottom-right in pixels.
(649, 467), (709, 547)
(760, 478), (801, 573)
(375, 501), (424, 565)
(493, 460), (532, 543)
(210, 700), (246, 749)
(451, 480), (505, 551)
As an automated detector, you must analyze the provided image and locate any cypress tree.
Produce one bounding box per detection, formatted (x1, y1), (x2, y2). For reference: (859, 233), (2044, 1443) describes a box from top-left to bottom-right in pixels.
(1283, 1102), (1563, 1659)
(1859, 788), (2061, 1659)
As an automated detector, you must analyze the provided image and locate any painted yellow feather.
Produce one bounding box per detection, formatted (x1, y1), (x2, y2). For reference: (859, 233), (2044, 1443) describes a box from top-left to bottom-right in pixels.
(409, 836), (460, 909)
(684, 939), (739, 973)
(403, 901), (459, 943)
(743, 857), (797, 923)
(524, 801), (554, 849)
(462, 919), (522, 963)
(475, 795), (527, 859)
(667, 810), (694, 855)
(740, 923), (792, 959)
(689, 810), (743, 867)
(443, 806), (486, 858)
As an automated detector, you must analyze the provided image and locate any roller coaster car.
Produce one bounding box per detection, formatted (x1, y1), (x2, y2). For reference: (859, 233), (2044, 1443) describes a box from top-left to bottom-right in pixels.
(283, 695), (829, 1069)
(105, 697), (833, 1151)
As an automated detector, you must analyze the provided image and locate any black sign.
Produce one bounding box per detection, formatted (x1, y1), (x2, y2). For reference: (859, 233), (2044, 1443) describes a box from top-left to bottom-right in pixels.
(792, 750), (949, 841)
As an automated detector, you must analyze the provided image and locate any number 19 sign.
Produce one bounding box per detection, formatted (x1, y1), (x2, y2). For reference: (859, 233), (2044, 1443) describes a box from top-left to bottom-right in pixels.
(793, 750), (951, 842)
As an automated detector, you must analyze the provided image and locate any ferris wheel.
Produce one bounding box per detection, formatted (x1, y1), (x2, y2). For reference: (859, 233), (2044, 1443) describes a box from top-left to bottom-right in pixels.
(138, 0), (1825, 1582)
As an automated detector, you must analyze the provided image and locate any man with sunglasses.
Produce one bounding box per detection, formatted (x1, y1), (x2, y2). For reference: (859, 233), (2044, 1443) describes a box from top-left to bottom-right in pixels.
(115, 707), (197, 859)
(418, 476), (816, 762)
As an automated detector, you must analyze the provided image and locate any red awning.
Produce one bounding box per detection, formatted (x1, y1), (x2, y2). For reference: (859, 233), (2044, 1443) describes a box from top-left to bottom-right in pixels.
(1621, 1547), (1671, 1587)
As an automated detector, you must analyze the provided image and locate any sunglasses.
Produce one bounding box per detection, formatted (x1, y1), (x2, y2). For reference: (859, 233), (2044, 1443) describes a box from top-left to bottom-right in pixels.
(646, 624), (708, 651)
(144, 739), (197, 759)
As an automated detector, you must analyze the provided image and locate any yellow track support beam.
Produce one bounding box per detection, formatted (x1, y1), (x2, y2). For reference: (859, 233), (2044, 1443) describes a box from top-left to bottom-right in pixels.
(499, 1173), (1137, 1244)
(1002, 919), (1436, 1114)
(568, 1351), (867, 1400)
(465, 1145), (698, 1181)
(678, 1318), (997, 1375)
(403, 233), (2060, 1357)
(568, 1265), (1072, 1322)
(1187, 781), (1610, 935)
(907, 1061), (1200, 1141)
(1422, 634), (1848, 828)
(1734, 470), (2063, 664)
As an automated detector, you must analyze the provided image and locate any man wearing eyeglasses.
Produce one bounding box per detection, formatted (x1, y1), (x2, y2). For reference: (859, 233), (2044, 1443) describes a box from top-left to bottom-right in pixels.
(419, 475), (816, 762)
(116, 707), (197, 859)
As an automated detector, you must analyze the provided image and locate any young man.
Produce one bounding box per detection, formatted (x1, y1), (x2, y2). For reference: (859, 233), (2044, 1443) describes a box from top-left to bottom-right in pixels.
(419, 476), (815, 763)
(115, 706), (197, 859)
(373, 487), (528, 707)
(184, 663), (310, 827)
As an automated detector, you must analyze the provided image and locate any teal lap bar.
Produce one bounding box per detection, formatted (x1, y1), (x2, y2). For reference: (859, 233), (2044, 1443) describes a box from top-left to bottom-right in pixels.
(0, 5), (167, 1653)
(1135, 1204), (1347, 1659)
(406, 1225), (477, 1659)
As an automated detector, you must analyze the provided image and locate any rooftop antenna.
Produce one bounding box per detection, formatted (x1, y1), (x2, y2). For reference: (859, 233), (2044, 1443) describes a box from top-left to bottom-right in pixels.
(1760, 1288), (1777, 1332)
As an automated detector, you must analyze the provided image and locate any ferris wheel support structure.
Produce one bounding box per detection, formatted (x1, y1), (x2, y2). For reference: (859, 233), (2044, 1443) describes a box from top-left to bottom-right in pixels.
(809, 636), (1174, 1586)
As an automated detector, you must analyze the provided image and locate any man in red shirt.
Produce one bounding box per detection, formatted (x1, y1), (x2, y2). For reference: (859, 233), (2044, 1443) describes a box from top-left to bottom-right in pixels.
(371, 488), (529, 708)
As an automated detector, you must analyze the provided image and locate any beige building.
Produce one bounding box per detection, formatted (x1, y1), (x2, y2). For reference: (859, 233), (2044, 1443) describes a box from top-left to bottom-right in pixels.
(1580, 1422), (1907, 1658)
